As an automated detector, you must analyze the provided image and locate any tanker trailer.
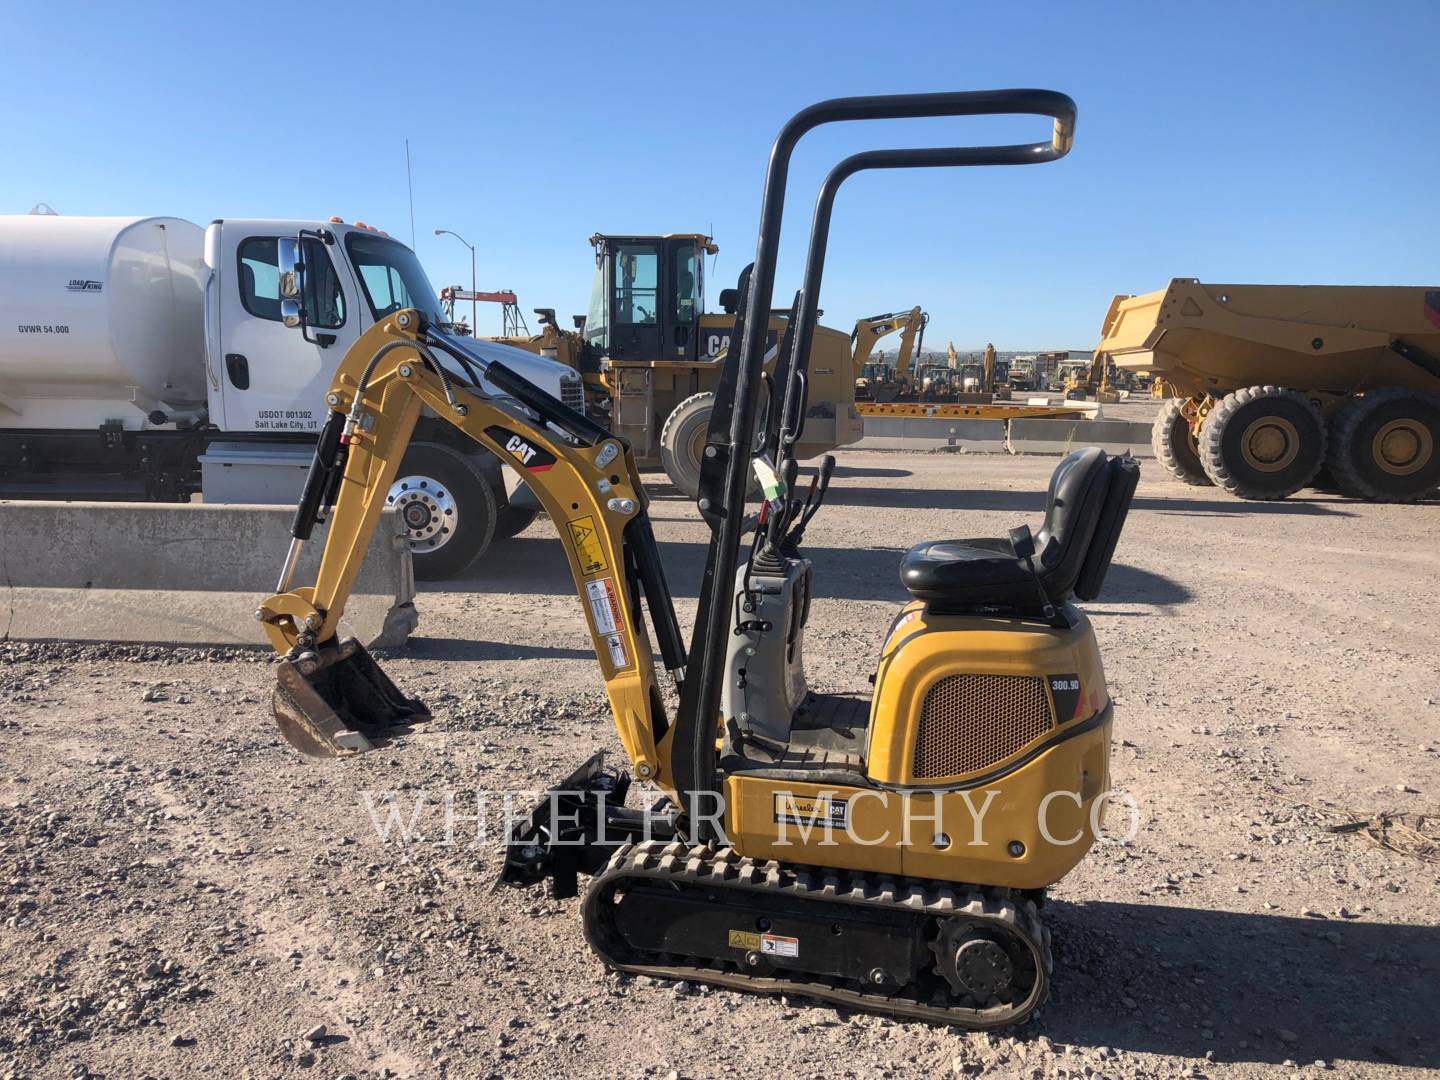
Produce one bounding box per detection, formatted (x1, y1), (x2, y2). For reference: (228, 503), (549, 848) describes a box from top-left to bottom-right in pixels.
(1098, 279), (1440, 501)
(0, 215), (208, 497)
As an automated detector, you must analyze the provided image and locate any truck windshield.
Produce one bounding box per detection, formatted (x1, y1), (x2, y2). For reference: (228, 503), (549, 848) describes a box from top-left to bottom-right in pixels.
(344, 232), (444, 324)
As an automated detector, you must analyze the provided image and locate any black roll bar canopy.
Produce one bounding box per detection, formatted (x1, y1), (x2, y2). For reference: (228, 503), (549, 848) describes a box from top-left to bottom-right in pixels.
(672, 90), (1078, 836)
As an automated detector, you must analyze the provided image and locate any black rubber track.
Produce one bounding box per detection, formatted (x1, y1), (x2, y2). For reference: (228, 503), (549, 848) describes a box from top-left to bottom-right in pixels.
(581, 839), (1052, 1029)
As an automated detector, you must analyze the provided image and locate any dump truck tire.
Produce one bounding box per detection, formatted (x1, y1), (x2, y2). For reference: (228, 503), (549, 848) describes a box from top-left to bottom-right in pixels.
(387, 442), (497, 580)
(659, 391), (715, 499)
(1307, 463), (1342, 493)
(1326, 388), (1440, 502)
(1151, 398), (1211, 485)
(1200, 385), (1325, 500)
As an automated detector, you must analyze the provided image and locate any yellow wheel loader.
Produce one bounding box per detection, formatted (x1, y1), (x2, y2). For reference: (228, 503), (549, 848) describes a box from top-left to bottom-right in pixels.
(256, 89), (1140, 1029)
(490, 232), (862, 499)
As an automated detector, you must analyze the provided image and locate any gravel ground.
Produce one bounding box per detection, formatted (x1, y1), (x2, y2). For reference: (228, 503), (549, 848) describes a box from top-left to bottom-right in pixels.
(1, 449), (1437, 1080)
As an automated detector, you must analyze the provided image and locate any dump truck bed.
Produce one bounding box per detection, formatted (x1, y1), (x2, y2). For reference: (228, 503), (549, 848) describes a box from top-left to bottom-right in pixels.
(1098, 279), (1440, 399)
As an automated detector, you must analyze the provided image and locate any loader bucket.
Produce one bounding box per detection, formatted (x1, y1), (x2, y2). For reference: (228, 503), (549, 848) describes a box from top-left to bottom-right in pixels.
(272, 637), (431, 758)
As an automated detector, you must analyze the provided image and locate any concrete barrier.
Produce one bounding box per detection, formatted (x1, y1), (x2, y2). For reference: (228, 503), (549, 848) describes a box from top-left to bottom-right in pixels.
(856, 416), (1008, 452)
(0, 502), (415, 648)
(1007, 418), (1154, 457)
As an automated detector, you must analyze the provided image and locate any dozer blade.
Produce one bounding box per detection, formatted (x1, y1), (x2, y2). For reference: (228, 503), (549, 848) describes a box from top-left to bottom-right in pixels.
(272, 637), (431, 758)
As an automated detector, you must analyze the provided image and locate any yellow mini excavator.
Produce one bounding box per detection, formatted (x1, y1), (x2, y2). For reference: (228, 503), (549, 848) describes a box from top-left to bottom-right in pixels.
(256, 90), (1139, 1029)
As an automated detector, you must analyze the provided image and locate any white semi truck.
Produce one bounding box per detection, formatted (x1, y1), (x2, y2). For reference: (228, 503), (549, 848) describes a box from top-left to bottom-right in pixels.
(0, 213), (582, 578)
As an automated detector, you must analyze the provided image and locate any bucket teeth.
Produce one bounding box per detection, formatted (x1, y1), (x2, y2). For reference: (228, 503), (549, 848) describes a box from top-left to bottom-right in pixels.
(271, 637), (429, 758)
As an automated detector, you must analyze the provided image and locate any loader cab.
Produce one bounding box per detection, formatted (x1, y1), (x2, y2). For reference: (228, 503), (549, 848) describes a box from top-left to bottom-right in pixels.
(582, 233), (716, 362)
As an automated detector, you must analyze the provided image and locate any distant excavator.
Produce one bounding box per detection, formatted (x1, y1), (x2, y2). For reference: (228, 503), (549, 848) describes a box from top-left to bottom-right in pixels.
(852, 307), (928, 402)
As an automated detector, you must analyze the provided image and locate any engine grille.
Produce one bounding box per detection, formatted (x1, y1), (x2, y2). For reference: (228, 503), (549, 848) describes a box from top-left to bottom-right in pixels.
(560, 375), (585, 412)
(912, 674), (1053, 781)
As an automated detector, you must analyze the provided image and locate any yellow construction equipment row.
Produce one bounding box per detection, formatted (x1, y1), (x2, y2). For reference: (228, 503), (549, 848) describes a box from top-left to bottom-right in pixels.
(856, 401), (1088, 419)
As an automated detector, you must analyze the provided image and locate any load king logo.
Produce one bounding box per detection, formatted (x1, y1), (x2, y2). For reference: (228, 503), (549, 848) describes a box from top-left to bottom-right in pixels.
(65, 279), (103, 292)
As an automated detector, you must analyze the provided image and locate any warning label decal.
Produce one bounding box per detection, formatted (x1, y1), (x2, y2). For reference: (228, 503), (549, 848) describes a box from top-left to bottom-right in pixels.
(585, 577), (622, 637)
(567, 515), (609, 575)
(761, 933), (799, 958)
(605, 633), (629, 670)
(726, 930), (799, 959)
(728, 929), (761, 951)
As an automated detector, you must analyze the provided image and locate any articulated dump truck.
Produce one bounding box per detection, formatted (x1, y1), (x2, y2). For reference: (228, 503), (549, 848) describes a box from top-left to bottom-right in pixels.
(1097, 280), (1440, 501)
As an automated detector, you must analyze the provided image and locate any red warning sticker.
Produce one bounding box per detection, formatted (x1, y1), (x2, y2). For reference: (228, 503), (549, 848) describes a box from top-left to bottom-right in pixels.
(585, 577), (622, 637)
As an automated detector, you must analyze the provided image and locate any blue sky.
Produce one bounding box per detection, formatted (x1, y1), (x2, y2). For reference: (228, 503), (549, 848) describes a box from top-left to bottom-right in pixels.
(5, 1), (1437, 348)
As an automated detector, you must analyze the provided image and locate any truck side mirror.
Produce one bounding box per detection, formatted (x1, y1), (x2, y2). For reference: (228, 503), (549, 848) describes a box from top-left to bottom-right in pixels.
(277, 237), (302, 298)
(276, 237), (305, 328)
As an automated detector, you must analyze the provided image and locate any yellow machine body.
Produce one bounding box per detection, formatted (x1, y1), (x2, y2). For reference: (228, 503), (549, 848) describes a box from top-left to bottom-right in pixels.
(852, 306), (927, 402)
(724, 602), (1112, 889)
(262, 315), (1116, 894)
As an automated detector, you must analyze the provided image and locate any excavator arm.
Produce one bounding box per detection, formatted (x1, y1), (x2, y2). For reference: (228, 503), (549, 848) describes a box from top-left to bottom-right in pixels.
(850, 306), (926, 374)
(257, 310), (685, 797)
(893, 307), (927, 381)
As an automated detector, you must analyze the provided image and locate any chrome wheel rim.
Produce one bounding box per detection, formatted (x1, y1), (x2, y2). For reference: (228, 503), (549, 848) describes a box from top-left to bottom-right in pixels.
(387, 474), (458, 552)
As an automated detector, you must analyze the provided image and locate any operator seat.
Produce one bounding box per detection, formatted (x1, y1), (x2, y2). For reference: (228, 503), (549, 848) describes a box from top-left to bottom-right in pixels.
(901, 448), (1139, 615)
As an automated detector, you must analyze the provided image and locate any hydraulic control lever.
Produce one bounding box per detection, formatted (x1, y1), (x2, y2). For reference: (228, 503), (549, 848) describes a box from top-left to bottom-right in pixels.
(783, 453), (835, 552)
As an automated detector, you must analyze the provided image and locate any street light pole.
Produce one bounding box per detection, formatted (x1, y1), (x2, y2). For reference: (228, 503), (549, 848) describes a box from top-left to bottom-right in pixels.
(432, 228), (476, 335)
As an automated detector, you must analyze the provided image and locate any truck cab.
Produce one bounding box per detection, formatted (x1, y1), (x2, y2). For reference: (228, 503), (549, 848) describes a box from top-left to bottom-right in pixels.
(208, 218), (579, 437)
(205, 218), (582, 577)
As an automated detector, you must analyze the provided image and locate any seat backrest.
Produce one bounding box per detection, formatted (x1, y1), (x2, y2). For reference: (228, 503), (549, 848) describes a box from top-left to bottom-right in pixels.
(1074, 453), (1140, 601)
(1033, 446), (1112, 603)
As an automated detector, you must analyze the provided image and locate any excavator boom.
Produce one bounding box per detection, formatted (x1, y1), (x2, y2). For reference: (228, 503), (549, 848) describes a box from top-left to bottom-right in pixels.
(256, 312), (685, 794)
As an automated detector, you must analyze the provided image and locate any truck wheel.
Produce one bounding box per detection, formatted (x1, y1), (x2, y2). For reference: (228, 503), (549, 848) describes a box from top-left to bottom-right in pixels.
(387, 442), (497, 580)
(1151, 398), (1211, 485)
(494, 503), (539, 539)
(1325, 388), (1440, 502)
(1200, 385), (1325, 500)
(659, 391), (716, 499)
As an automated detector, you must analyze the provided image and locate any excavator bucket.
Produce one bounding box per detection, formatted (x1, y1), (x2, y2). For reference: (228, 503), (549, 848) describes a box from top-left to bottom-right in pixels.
(271, 638), (431, 758)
